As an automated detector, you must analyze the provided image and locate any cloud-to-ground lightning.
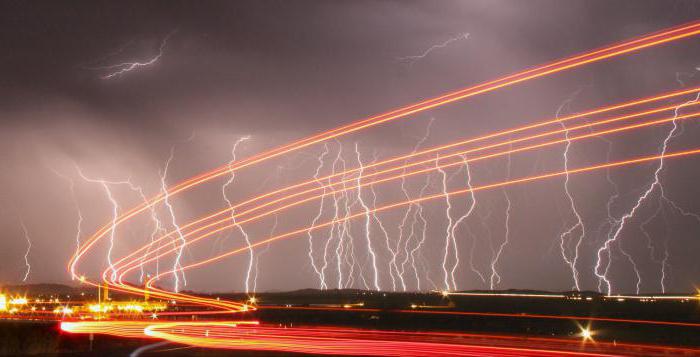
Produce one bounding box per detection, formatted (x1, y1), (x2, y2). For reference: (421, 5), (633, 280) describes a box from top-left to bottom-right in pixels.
(398, 32), (470, 67)
(221, 136), (253, 293)
(406, 169), (433, 290)
(320, 142), (345, 289)
(368, 152), (397, 291)
(253, 214), (278, 294)
(159, 148), (188, 292)
(354, 142), (381, 291)
(450, 155), (478, 289)
(437, 155), (455, 291)
(308, 144), (330, 288)
(50, 169), (85, 280)
(395, 119), (434, 290)
(489, 148), (512, 290)
(75, 165), (128, 283)
(18, 218), (31, 282)
(98, 31), (176, 80)
(555, 90), (586, 291)
(595, 92), (700, 295)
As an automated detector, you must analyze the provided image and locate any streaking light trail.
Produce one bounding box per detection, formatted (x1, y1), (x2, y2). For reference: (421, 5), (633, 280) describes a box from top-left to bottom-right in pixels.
(59, 21), (700, 356)
(69, 21), (700, 284)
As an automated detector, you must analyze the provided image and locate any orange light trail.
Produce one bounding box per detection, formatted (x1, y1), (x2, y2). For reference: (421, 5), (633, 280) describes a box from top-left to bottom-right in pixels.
(112, 106), (700, 284)
(109, 88), (700, 279)
(61, 21), (700, 356)
(68, 21), (700, 279)
(138, 147), (700, 297)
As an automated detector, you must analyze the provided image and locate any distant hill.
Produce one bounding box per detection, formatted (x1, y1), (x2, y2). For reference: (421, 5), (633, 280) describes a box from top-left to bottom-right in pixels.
(458, 289), (604, 296)
(0, 283), (82, 296)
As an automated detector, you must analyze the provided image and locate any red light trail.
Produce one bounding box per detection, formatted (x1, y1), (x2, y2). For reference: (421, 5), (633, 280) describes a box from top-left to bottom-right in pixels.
(60, 21), (700, 356)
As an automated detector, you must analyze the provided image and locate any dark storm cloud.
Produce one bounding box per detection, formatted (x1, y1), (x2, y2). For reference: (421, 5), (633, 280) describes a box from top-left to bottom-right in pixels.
(0, 1), (699, 293)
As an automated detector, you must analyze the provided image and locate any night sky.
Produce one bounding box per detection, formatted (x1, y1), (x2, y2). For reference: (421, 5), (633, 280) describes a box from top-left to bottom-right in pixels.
(1, 1), (699, 294)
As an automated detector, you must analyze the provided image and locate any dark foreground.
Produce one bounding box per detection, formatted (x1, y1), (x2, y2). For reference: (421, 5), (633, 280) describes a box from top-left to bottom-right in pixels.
(1, 290), (699, 356)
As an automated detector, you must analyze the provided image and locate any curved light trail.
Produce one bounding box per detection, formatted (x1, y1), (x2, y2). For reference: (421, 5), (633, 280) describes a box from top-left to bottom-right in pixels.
(61, 21), (700, 356)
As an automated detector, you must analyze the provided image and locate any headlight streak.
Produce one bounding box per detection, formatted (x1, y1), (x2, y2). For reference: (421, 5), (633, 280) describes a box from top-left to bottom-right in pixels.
(69, 124), (700, 355)
(60, 22), (700, 355)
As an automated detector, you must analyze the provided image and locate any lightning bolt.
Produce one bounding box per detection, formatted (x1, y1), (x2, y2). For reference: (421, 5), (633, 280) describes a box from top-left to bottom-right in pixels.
(121, 180), (166, 285)
(334, 144), (352, 288)
(253, 214), (278, 294)
(18, 218), (31, 282)
(75, 165), (128, 283)
(453, 154), (479, 288)
(354, 142), (380, 291)
(594, 92), (700, 295)
(489, 149), (512, 290)
(395, 119), (434, 291)
(407, 170), (433, 291)
(437, 155), (455, 291)
(555, 91), (586, 291)
(595, 137), (645, 293)
(222, 136), (253, 293)
(139, 189), (168, 285)
(99, 30), (175, 79)
(675, 66), (699, 87)
(320, 142), (344, 289)
(398, 32), (470, 67)
(70, 164), (163, 285)
(50, 169), (84, 280)
(160, 148), (188, 293)
(307, 144), (330, 288)
(368, 153), (397, 291)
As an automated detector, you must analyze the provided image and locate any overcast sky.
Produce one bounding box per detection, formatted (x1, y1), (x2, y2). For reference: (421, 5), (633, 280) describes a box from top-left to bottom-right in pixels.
(1, 1), (699, 294)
